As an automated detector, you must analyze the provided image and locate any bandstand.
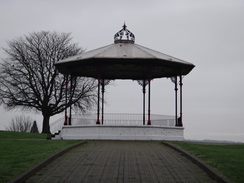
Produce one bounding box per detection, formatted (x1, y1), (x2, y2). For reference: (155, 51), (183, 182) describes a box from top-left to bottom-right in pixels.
(54, 24), (195, 140)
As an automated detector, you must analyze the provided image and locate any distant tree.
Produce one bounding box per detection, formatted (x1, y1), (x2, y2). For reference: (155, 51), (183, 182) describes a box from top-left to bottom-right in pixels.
(6, 115), (33, 132)
(30, 120), (39, 133)
(0, 31), (97, 133)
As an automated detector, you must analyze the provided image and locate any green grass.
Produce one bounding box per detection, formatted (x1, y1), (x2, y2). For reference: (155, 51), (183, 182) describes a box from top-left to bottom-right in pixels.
(0, 130), (47, 139)
(0, 131), (79, 183)
(169, 141), (244, 183)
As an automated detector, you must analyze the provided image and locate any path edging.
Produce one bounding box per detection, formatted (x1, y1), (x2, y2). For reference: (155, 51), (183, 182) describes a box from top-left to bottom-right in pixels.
(161, 141), (231, 183)
(9, 141), (87, 183)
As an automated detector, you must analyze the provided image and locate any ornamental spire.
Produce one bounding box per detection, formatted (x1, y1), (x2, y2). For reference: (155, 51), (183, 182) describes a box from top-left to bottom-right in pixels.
(114, 23), (135, 43)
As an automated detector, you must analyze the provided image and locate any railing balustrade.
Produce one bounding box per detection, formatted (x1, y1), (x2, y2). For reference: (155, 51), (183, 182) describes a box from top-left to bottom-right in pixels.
(50, 113), (176, 134)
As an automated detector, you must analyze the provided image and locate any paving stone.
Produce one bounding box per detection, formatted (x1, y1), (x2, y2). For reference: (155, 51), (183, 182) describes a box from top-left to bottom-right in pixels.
(26, 141), (218, 183)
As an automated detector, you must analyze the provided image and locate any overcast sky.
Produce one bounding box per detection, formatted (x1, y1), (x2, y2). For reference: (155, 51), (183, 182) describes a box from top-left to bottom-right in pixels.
(0, 0), (243, 142)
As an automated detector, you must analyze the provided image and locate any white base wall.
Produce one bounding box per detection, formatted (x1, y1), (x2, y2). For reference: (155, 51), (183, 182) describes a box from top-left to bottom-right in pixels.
(58, 125), (184, 141)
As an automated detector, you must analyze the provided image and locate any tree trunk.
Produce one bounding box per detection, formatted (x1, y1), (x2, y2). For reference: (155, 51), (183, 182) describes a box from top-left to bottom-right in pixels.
(42, 114), (51, 134)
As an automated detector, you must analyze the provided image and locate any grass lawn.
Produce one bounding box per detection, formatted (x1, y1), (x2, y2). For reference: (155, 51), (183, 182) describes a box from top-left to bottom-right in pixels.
(169, 141), (244, 183)
(0, 131), (79, 183)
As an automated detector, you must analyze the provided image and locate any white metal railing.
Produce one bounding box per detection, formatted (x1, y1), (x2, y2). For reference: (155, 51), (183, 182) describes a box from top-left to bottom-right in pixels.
(71, 113), (175, 126)
(50, 113), (176, 134)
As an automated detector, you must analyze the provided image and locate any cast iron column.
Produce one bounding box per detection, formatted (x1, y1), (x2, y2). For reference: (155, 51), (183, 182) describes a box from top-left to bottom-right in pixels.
(69, 75), (73, 126)
(64, 74), (68, 125)
(179, 75), (183, 126)
(96, 78), (101, 124)
(175, 76), (178, 126)
(142, 79), (146, 125)
(147, 79), (151, 125)
(101, 79), (105, 125)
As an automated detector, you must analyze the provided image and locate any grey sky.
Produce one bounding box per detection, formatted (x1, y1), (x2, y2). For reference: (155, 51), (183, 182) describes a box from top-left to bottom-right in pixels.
(0, 0), (244, 142)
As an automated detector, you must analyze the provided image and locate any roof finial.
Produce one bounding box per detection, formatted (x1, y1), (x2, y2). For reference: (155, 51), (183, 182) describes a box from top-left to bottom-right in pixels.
(123, 22), (127, 30)
(114, 23), (135, 44)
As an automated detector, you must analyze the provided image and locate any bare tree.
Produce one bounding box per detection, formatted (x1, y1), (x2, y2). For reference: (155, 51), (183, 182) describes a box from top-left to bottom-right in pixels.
(0, 31), (97, 133)
(6, 115), (33, 132)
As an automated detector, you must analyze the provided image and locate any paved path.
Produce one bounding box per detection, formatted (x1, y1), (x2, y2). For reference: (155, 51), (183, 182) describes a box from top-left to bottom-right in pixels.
(26, 141), (218, 183)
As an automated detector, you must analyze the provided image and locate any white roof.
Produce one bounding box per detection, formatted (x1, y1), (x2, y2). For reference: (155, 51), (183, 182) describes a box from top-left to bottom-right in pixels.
(55, 42), (195, 79)
(57, 42), (193, 65)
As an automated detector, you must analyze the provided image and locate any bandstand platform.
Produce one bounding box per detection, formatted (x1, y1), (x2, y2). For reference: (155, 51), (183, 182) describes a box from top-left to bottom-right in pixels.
(51, 113), (184, 141)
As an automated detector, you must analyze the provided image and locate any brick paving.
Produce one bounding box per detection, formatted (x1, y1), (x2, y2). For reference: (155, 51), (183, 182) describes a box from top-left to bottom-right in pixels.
(26, 141), (218, 183)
